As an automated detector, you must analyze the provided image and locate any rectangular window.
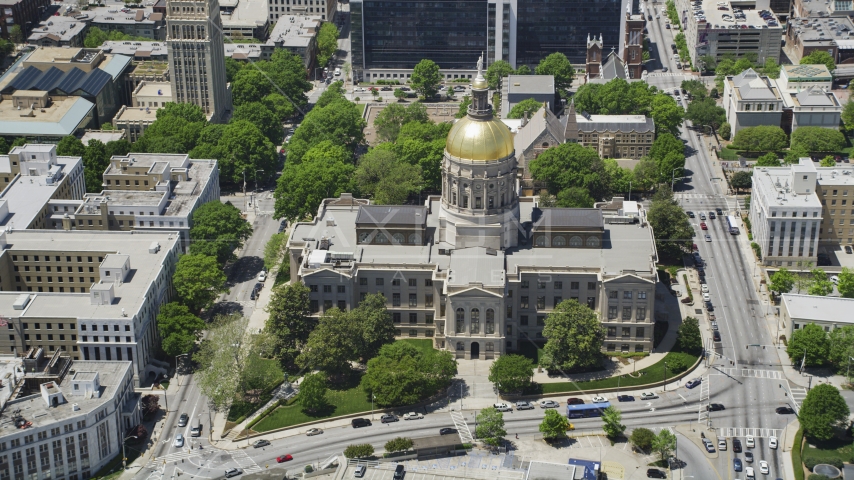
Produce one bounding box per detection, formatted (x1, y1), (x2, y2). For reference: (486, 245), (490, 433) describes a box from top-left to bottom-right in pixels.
(553, 296), (562, 308)
(623, 291), (632, 300)
(608, 306), (618, 319)
(520, 296), (529, 309)
(537, 281), (546, 289)
(637, 307), (646, 320)
(392, 293), (401, 306)
(622, 327), (631, 337)
(359, 278), (368, 286)
(638, 291), (647, 300)
(521, 280), (529, 289)
(570, 282), (579, 289)
(636, 327), (645, 338)
(588, 282), (596, 290)
(536, 296), (545, 309)
(409, 294), (417, 307)
(409, 313), (417, 324)
(607, 326), (617, 337)
(609, 291), (618, 299)
(392, 279), (400, 286)
(520, 315), (528, 325)
(425, 294), (433, 307)
(408, 278), (417, 287)
(376, 278), (384, 286)
(622, 307), (632, 320)
(536, 316), (545, 326)
(554, 281), (563, 289)
(393, 313), (401, 323)
(337, 285), (345, 293)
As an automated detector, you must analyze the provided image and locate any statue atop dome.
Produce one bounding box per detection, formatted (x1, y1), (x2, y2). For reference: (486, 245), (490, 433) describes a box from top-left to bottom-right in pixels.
(477, 53), (483, 78)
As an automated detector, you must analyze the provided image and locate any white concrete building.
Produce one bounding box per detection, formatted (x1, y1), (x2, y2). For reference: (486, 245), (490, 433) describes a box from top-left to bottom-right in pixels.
(723, 68), (784, 136)
(781, 293), (854, 337)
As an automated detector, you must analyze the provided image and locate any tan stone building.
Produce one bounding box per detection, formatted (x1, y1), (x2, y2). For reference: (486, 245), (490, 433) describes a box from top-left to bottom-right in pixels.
(565, 101), (656, 160)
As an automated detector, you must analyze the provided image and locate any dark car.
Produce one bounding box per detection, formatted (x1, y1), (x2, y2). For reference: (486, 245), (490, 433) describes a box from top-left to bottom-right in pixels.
(252, 440), (270, 448)
(687, 211), (695, 218)
(707, 403), (725, 411)
(178, 413), (189, 427)
(647, 469), (667, 478)
(686, 378), (702, 389)
(716, 208), (723, 215)
(566, 398), (584, 405)
(351, 418), (372, 428)
(393, 464), (405, 479)
(380, 414), (398, 423)
(744, 451), (754, 463)
(250, 289), (258, 300)
(439, 428), (457, 435)
(617, 395), (635, 402)
(709, 212), (716, 219)
(776, 406), (796, 415)
(713, 331), (721, 342)
(734, 458), (743, 472)
(733, 438), (742, 452)
(846, 245), (853, 254)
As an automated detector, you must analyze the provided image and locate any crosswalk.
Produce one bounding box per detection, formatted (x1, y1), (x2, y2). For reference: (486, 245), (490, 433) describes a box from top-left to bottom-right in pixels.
(450, 411), (474, 444)
(712, 367), (783, 380)
(716, 427), (781, 439)
(790, 386), (808, 409)
(232, 450), (262, 474)
(145, 449), (202, 469)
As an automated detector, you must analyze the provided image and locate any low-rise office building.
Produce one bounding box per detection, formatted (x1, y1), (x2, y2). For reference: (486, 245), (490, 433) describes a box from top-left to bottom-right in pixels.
(112, 80), (172, 142)
(0, 356), (140, 480)
(221, 0), (270, 40)
(0, 0), (50, 42)
(777, 64), (833, 92)
(0, 94), (95, 142)
(780, 86), (842, 134)
(564, 102), (656, 160)
(785, 0), (854, 65)
(500, 75), (556, 118)
(87, 6), (166, 41)
(723, 68), (784, 136)
(264, 15), (319, 67)
(267, 0), (336, 24)
(0, 144), (85, 205)
(26, 16), (89, 48)
(781, 293), (854, 338)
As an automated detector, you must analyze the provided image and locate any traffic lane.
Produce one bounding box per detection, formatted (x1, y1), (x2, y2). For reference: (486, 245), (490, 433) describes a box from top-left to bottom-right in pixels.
(675, 432), (724, 480)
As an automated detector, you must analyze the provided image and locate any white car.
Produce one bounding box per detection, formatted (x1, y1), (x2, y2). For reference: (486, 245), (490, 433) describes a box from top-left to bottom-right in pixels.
(718, 438), (727, 450)
(758, 460), (769, 474)
(354, 87), (366, 92)
(539, 400), (560, 409)
(745, 466), (755, 479)
(701, 284), (709, 293)
(702, 293), (711, 302)
(831, 275), (840, 284)
(745, 435), (755, 448)
(769, 436), (778, 449)
(493, 403), (512, 412)
(305, 428), (323, 436)
(403, 412), (423, 420)
(174, 433), (184, 447)
(711, 321), (718, 331)
(591, 396), (607, 403)
(258, 271), (267, 282)
(640, 392), (658, 400)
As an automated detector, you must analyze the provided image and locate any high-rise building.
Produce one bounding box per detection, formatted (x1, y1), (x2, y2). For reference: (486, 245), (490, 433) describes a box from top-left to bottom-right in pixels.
(166, 0), (232, 122)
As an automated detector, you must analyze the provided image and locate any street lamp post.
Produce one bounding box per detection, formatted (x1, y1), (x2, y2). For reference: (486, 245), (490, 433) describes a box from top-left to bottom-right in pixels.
(663, 361), (668, 392)
(671, 168), (681, 192)
(122, 433), (138, 470)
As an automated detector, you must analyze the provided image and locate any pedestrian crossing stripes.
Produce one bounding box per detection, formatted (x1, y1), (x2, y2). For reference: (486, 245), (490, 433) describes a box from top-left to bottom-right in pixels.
(232, 450), (262, 473)
(146, 450), (200, 468)
(790, 386), (808, 408)
(711, 367), (783, 380)
(716, 427), (781, 439)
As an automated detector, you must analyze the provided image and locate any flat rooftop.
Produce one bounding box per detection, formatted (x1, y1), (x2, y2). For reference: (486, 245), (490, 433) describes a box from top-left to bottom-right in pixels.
(114, 105), (159, 123)
(789, 15), (854, 43)
(0, 230), (180, 320)
(0, 156), (83, 229)
(225, 43), (263, 60)
(0, 97), (94, 137)
(782, 293), (854, 323)
(506, 75), (555, 95)
(27, 16), (88, 43)
(752, 164), (823, 208)
(0, 361), (131, 434)
(24, 47), (84, 65)
(101, 41), (168, 61)
(782, 63), (833, 81)
(89, 6), (162, 25)
(221, 0), (268, 28)
(693, 0), (780, 30)
(816, 165), (854, 186)
(267, 15), (319, 47)
(83, 190), (166, 207)
(81, 130), (126, 144)
(136, 81), (171, 99)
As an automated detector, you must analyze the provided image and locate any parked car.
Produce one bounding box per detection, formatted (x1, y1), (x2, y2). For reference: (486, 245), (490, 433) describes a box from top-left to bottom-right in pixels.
(276, 455), (293, 463)
(257, 271), (267, 282)
(647, 468), (667, 478)
(439, 428), (457, 435)
(225, 468), (243, 478)
(716, 208), (723, 215)
(746, 435), (755, 448)
(493, 403), (513, 412)
(351, 418), (372, 428)
(354, 465), (367, 477)
(700, 222), (708, 230)
(713, 331), (721, 342)
(703, 438), (715, 453)
(305, 428), (323, 436)
(701, 284), (709, 293)
(178, 413), (189, 427)
(703, 293), (711, 302)
(617, 395), (635, 402)
(686, 378), (702, 389)
(709, 212), (716, 219)
(640, 392), (658, 400)
(699, 213), (707, 220)
(566, 398), (584, 405)
(380, 414), (399, 423)
(515, 401), (534, 410)
(591, 396), (607, 403)
(252, 440), (270, 448)
(539, 400), (560, 409)
(687, 211), (695, 218)
(393, 464), (405, 479)
(403, 412), (423, 420)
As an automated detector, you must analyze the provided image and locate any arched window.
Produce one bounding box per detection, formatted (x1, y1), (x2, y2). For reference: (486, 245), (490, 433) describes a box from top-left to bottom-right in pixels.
(552, 235), (566, 247)
(586, 236), (600, 247)
(486, 342), (494, 352)
(408, 233), (421, 244)
(535, 236), (548, 247)
(375, 233), (388, 244)
(456, 341), (465, 351)
(542, 142), (549, 148)
(485, 309), (495, 334)
(392, 233), (405, 244)
(456, 308), (465, 333)
(569, 236), (583, 247)
(470, 308), (480, 334)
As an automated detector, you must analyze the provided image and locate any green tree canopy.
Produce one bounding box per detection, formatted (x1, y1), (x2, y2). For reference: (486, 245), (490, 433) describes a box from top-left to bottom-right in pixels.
(680, 79), (708, 99)
(799, 384), (850, 440)
(756, 152), (781, 167)
(542, 299), (605, 371)
(601, 406), (626, 438)
(157, 302), (206, 356)
(173, 254), (228, 313)
(677, 317), (702, 354)
(842, 100), (854, 131)
(132, 103), (207, 154)
(188, 200), (253, 265)
(787, 323), (830, 368)
(384, 437), (414, 453)
(730, 171), (753, 194)
(650, 94), (684, 135)
(684, 97), (726, 129)
(299, 372), (330, 414)
(649, 133), (686, 183)
(361, 341), (457, 407)
(791, 126), (846, 153)
(353, 148), (422, 205)
(56, 136), (86, 157)
(801, 50), (836, 72)
(265, 282), (316, 368)
(488, 354), (534, 393)
(731, 125), (788, 152)
(507, 98), (545, 119)
(316, 23), (339, 67)
(630, 428), (656, 452)
(807, 268), (834, 296)
(296, 308), (355, 374)
(233, 102), (282, 143)
(539, 409), (570, 441)
(555, 187), (595, 208)
(652, 429), (677, 461)
(515, 65), (532, 75)
(529, 142), (609, 200)
(349, 293), (396, 361)
(343, 444), (374, 459)
(827, 325), (854, 374)
(456, 96), (472, 118)
(284, 98), (366, 164)
(573, 79), (657, 116)
(486, 60), (514, 90)
(768, 268), (796, 294)
(373, 102), (430, 143)
(411, 59), (443, 99)
(190, 119), (279, 185)
(475, 407), (507, 446)
(274, 142), (355, 220)
(536, 52), (573, 97)
(225, 57), (243, 83)
(836, 267), (854, 298)
(647, 189), (695, 257)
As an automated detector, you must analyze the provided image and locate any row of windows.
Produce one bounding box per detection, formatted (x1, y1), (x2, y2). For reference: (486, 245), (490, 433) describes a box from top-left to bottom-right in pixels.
(9, 323), (74, 330)
(519, 296), (595, 310)
(606, 306), (647, 320)
(17, 276), (95, 284)
(606, 326), (646, 338)
(11, 256), (101, 263)
(823, 189), (852, 196)
(606, 343), (646, 353)
(14, 286), (89, 293)
(357, 232), (422, 245)
(356, 278), (434, 287)
(8, 334), (77, 342)
(517, 280), (598, 290)
(15, 264), (94, 273)
(534, 235), (600, 247)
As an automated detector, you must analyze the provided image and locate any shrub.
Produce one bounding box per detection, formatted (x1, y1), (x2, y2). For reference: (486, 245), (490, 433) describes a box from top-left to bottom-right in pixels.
(665, 357), (687, 374)
(720, 122), (731, 140)
(804, 457), (843, 470)
(808, 475), (833, 480)
(384, 437), (414, 453)
(343, 444), (375, 459)
(751, 242), (762, 260)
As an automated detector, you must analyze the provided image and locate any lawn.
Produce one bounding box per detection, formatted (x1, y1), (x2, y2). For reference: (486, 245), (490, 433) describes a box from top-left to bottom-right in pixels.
(252, 379), (372, 432)
(718, 147), (739, 161)
(227, 358), (284, 422)
(539, 351), (699, 394)
(397, 338), (434, 354)
(802, 435), (854, 466)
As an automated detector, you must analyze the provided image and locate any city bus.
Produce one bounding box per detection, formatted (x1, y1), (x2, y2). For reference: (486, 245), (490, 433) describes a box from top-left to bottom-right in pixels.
(566, 401), (611, 419)
(726, 215), (740, 235)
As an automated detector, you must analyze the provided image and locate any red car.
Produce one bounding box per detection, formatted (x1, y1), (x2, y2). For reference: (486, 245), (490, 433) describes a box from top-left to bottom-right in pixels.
(276, 455), (293, 463)
(700, 222), (708, 230)
(692, 243), (698, 251)
(566, 398), (584, 405)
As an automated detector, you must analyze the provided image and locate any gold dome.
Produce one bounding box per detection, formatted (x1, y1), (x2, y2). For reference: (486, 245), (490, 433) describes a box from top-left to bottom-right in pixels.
(472, 76), (488, 90)
(445, 116), (514, 161)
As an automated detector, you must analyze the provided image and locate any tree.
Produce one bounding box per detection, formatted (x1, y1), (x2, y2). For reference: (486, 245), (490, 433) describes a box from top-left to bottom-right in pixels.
(316, 23), (339, 67)
(384, 437), (414, 453)
(486, 60), (514, 90)
(225, 57), (243, 83)
(141, 394), (159, 417)
(456, 96), (472, 118)
(507, 98), (544, 119)
(632, 157), (659, 194)
(190, 120), (278, 186)
(274, 144), (355, 220)
(353, 148), (422, 204)
(361, 341), (457, 407)
(769, 268), (796, 294)
(535, 52), (573, 97)
(719, 122), (731, 140)
(56, 136), (86, 157)
(842, 100), (854, 131)
(786, 146), (810, 165)
(489, 354), (534, 393)
(283, 98), (365, 164)
(652, 429), (677, 461)
(807, 268), (834, 296)
(630, 428), (656, 452)
(234, 102), (282, 143)
(539, 409), (570, 441)
(475, 407), (506, 446)
(296, 308), (354, 374)
(821, 155), (837, 167)
(650, 94), (684, 135)
(649, 133), (686, 183)
(515, 65), (532, 75)
(801, 50), (836, 72)
(83, 27), (109, 47)
(0, 39), (14, 57)
(395, 121), (450, 192)
(315, 81), (346, 108)
(836, 267), (854, 298)
(763, 57), (781, 79)
(677, 317), (702, 354)
(556, 187), (595, 208)
(529, 143), (607, 199)
(680, 79), (708, 99)
(732, 125), (788, 152)
(799, 384), (850, 440)
(133, 103), (207, 154)
(157, 302), (205, 357)
(542, 299), (604, 371)
(298, 372), (329, 414)
(756, 152), (781, 167)
(787, 323), (830, 368)
(647, 189), (695, 257)
(373, 103), (429, 143)
(791, 126), (846, 153)
(173, 254), (228, 313)
(106, 139), (132, 158)
(343, 444), (374, 459)
(730, 171), (753, 194)
(411, 59), (442, 99)
(82, 139), (109, 194)
(684, 97), (726, 129)
(350, 293), (396, 361)
(828, 325), (854, 374)
(263, 233), (287, 271)
(601, 406), (626, 439)
(394, 88), (406, 102)
(265, 282), (316, 368)
(188, 200), (253, 265)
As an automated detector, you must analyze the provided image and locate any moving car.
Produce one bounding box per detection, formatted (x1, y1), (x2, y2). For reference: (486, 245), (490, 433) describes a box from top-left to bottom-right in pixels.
(685, 378), (702, 389)
(306, 428), (323, 436)
(700, 222), (708, 230)
(745, 451), (754, 463)
(733, 438), (742, 452)
(403, 412), (423, 420)
(566, 398), (584, 405)
(493, 403), (513, 412)
(745, 466), (755, 479)
(515, 401), (534, 410)
(718, 439), (727, 450)
(174, 434), (184, 447)
(178, 413), (189, 427)
(640, 392), (658, 400)
(591, 396), (607, 403)
(758, 460), (769, 474)
(707, 403), (725, 411)
(734, 458), (743, 472)
(746, 435), (755, 448)
(617, 395), (635, 402)
(252, 440), (270, 448)
(351, 418), (372, 428)
(380, 414), (399, 423)
(769, 436), (778, 449)
(276, 455), (293, 463)
(776, 406), (795, 414)
(647, 469), (667, 478)
(539, 400), (560, 409)
(225, 468), (243, 478)
(439, 428), (457, 435)
(705, 234), (712, 242)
